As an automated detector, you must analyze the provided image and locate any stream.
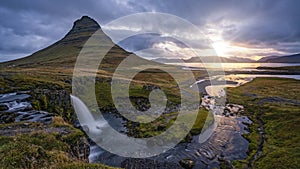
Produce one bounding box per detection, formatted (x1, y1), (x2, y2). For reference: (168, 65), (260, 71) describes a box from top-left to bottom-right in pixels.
(81, 75), (257, 169)
(0, 92), (53, 124)
(1, 74), (299, 169)
(85, 74), (300, 168)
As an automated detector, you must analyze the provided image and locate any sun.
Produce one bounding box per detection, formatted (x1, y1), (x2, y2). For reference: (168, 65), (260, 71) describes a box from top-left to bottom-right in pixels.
(211, 41), (230, 57)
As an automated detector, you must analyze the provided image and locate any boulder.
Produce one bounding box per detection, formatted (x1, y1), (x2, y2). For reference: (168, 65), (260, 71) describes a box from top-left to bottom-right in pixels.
(179, 158), (195, 169)
(0, 104), (8, 111)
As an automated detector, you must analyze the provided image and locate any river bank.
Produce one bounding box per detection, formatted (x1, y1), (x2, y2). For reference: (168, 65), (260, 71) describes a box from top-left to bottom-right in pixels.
(0, 91), (119, 168)
(227, 77), (300, 168)
(85, 75), (257, 168)
(0, 68), (299, 168)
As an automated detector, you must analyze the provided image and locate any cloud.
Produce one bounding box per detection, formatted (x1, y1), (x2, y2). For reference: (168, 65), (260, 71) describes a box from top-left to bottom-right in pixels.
(0, 0), (300, 61)
(0, 0), (146, 62)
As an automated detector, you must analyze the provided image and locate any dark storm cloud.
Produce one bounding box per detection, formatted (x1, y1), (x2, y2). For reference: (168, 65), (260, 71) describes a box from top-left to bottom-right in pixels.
(0, 0), (300, 61)
(0, 0), (149, 62)
(220, 0), (300, 54)
(118, 33), (208, 52)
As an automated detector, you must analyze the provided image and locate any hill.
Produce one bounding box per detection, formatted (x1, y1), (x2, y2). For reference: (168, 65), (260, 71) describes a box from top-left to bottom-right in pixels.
(152, 56), (251, 63)
(258, 53), (300, 63)
(0, 16), (143, 69)
(184, 56), (239, 63)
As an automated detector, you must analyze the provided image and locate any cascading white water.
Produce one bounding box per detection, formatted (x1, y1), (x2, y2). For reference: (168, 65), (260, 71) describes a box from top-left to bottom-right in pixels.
(70, 95), (109, 135)
(70, 95), (109, 162)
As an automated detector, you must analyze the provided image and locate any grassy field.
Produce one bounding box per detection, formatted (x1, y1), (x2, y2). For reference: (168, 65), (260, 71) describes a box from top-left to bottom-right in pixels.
(0, 117), (119, 169)
(257, 65), (300, 71)
(227, 77), (300, 168)
(0, 64), (206, 168)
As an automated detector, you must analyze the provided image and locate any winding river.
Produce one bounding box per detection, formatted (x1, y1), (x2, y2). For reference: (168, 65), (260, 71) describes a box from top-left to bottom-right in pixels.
(85, 73), (300, 168)
(1, 73), (299, 169)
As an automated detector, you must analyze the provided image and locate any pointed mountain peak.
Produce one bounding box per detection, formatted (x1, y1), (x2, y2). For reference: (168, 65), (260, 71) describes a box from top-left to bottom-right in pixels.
(72, 16), (100, 30)
(61, 16), (102, 43)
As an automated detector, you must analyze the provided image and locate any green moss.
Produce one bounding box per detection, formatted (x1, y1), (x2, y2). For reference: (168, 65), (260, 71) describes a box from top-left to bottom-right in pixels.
(0, 134), (71, 168)
(0, 123), (120, 169)
(127, 108), (213, 143)
(227, 77), (300, 168)
(57, 163), (121, 169)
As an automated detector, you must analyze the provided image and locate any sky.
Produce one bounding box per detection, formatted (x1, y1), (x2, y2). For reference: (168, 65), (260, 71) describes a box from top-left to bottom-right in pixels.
(0, 0), (300, 62)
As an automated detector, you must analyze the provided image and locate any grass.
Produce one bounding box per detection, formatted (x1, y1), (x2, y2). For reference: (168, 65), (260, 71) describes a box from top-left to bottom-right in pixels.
(127, 108), (214, 143)
(257, 65), (300, 71)
(0, 119), (118, 169)
(227, 77), (300, 168)
(0, 16), (209, 168)
(0, 62), (205, 168)
(2, 66), (299, 169)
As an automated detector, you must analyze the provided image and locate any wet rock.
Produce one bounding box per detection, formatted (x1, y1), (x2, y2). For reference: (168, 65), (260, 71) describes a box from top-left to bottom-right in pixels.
(23, 123), (30, 126)
(157, 124), (165, 131)
(179, 158), (195, 169)
(223, 103), (244, 117)
(0, 112), (18, 123)
(69, 136), (90, 161)
(195, 151), (201, 157)
(143, 84), (161, 91)
(82, 125), (90, 133)
(0, 104), (8, 111)
(121, 158), (181, 169)
(219, 159), (233, 169)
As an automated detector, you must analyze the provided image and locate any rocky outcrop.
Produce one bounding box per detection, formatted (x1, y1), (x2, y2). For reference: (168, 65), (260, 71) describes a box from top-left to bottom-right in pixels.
(121, 158), (181, 169)
(201, 95), (245, 117)
(60, 16), (100, 45)
(30, 89), (74, 123)
(0, 104), (8, 111)
(0, 91), (91, 166)
(179, 158), (195, 169)
(223, 104), (244, 117)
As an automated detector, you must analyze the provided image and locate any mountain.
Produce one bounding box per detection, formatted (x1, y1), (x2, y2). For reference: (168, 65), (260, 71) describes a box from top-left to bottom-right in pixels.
(257, 55), (281, 62)
(152, 58), (183, 63)
(152, 56), (254, 63)
(230, 57), (255, 63)
(184, 56), (239, 63)
(0, 16), (144, 69)
(258, 53), (300, 63)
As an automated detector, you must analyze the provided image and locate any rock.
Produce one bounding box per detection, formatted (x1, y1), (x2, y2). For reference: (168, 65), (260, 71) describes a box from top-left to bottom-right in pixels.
(179, 158), (195, 169)
(157, 124), (165, 131)
(223, 109), (230, 115)
(224, 103), (244, 116)
(219, 160), (233, 169)
(121, 158), (181, 169)
(23, 123), (30, 126)
(143, 84), (161, 91)
(0, 104), (8, 111)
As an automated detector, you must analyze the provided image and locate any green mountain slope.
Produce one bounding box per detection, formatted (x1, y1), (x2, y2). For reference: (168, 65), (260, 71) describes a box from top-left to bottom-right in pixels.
(0, 16), (139, 69)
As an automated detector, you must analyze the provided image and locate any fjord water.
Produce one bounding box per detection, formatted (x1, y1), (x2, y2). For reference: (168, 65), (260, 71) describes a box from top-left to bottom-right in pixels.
(167, 62), (300, 70)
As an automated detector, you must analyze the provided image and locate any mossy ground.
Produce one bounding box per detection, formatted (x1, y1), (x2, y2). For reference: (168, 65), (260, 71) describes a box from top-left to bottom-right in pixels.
(227, 77), (300, 168)
(127, 108), (214, 143)
(0, 66), (203, 168)
(0, 117), (118, 169)
(3, 66), (299, 169)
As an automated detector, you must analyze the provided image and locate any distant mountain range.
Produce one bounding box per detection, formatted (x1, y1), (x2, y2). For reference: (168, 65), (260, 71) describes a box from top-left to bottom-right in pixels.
(257, 53), (300, 63)
(153, 53), (300, 63)
(153, 56), (255, 63)
(1, 15), (299, 67)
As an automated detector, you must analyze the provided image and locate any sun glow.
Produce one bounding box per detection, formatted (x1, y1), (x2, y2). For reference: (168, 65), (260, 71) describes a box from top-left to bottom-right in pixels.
(211, 41), (231, 57)
(205, 23), (283, 60)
